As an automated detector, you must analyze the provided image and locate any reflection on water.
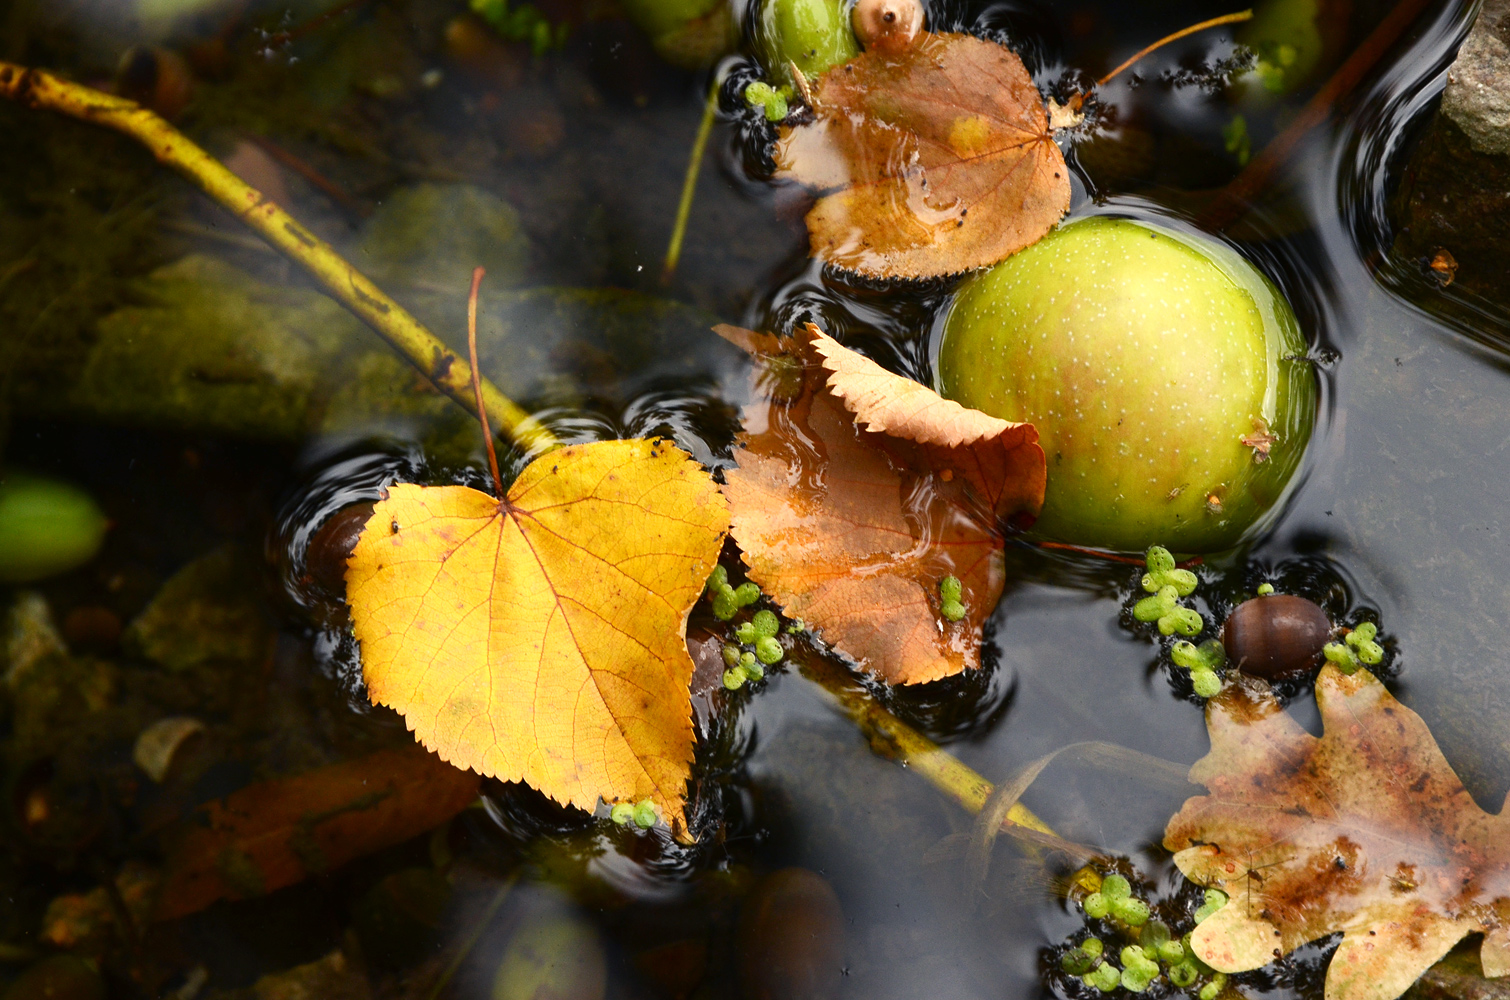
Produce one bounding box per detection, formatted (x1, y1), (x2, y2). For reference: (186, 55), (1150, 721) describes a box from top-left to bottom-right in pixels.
(2, 0), (1505, 995)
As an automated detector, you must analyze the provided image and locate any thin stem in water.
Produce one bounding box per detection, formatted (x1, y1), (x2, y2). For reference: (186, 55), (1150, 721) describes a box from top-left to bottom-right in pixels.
(1097, 10), (1253, 87)
(467, 266), (506, 498)
(661, 74), (720, 285)
(0, 61), (556, 454)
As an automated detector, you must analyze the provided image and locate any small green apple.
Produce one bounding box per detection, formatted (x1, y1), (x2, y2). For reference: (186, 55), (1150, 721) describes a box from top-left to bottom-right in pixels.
(755, 0), (859, 88)
(0, 472), (109, 583)
(937, 216), (1315, 553)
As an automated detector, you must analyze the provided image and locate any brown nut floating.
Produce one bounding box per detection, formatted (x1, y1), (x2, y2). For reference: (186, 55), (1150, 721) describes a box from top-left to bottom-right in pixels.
(851, 0), (923, 54)
(1221, 594), (1331, 681)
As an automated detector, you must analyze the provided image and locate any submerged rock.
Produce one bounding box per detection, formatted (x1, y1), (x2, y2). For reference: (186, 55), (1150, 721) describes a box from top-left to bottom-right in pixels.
(123, 546), (272, 673)
(1393, 0), (1510, 301)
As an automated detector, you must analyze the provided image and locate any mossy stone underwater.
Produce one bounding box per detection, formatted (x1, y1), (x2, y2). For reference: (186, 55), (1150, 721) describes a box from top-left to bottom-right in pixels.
(938, 216), (1316, 553)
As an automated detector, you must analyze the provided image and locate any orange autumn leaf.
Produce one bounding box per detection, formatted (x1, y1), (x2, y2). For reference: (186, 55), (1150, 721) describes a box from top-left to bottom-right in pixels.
(775, 32), (1071, 279)
(156, 745), (478, 920)
(1164, 665), (1510, 1000)
(346, 438), (729, 832)
(718, 323), (1044, 685)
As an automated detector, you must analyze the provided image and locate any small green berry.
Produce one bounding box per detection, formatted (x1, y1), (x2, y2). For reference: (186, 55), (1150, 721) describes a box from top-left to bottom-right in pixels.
(755, 635), (784, 665)
(1172, 639), (1225, 671)
(1349, 621), (1378, 643)
(712, 586), (738, 620)
(1140, 921), (1170, 950)
(740, 650), (757, 669)
(1256, 583), (1275, 596)
(1169, 962), (1199, 988)
(1161, 606), (1204, 637)
(1200, 973), (1228, 1000)
(722, 669), (745, 690)
(707, 565), (729, 591)
(1087, 963), (1122, 992)
(722, 644), (741, 667)
(1158, 940), (1185, 964)
(752, 610), (780, 638)
(633, 800), (658, 829)
(1083, 892), (1110, 918)
(1146, 546), (1176, 575)
(733, 582), (761, 607)
(1081, 938), (1104, 959)
(1120, 946), (1148, 968)
(744, 81), (775, 107)
(1121, 967), (1154, 992)
(941, 599), (966, 622)
(1346, 622), (1383, 664)
(1113, 897), (1150, 926)
(1133, 587), (1177, 622)
(762, 94), (788, 121)
(1324, 641), (1359, 674)
(1061, 948), (1096, 975)
(734, 622), (758, 644)
(940, 575), (964, 601)
(610, 802), (634, 824)
(1100, 875), (1132, 900)
(740, 658), (765, 681)
(1191, 668), (1223, 698)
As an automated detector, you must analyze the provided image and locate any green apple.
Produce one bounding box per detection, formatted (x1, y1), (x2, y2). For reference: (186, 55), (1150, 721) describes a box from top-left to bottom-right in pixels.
(0, 472), (109, 583)
(937, 216), (1315, 553)
(755, 0), (859, 88)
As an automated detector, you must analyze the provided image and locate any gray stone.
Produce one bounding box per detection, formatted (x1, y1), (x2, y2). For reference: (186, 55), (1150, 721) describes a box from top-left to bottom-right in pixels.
(1441, 0), (1510, 155)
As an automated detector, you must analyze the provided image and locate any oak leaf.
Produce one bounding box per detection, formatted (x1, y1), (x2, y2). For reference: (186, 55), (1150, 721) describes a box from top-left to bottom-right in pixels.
(718, 323), (1044, 685)
(346, 439), (729, 832)
(156, 745), (478, 920)
(1164, 665), (1510, 1000)
(775, 32), (1071, 279)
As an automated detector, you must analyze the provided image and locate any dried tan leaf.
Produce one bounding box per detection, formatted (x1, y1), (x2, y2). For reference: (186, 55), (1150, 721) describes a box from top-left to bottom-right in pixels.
(717, 323), (1044, 684)
(775, 32), (1071, 279)
(1164, 665), (1510, 1000)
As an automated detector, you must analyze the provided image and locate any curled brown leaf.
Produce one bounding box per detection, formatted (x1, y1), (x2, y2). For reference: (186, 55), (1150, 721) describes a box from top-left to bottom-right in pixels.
(717, 323), (1044, 684)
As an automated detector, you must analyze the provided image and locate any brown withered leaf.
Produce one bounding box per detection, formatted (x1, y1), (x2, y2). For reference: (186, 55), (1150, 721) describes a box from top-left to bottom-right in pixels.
(155, 745), (478, 920)
(775, 32), (1070, 279)
(1164, 665), (1510, 1000)
(717, 323), (1044, 684)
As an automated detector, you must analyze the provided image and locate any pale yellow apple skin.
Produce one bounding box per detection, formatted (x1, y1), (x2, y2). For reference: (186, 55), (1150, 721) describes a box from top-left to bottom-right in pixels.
(938, 216), (1316, 553)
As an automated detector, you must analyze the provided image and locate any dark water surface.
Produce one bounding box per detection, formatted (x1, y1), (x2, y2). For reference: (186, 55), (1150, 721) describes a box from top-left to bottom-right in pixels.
(2, 0), (1505, 996)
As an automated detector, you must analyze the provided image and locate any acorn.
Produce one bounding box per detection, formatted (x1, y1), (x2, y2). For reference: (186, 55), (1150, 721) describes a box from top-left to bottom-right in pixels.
(305, 502), (375, 595)
(1221, 594), (1331, 681)
(851, 0), (922, 54)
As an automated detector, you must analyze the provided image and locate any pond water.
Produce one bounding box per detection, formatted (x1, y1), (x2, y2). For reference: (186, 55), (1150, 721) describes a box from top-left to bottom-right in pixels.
(2, 0), (1506, 997)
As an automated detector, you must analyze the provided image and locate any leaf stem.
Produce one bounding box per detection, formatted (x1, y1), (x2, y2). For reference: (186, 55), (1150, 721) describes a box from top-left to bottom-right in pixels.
(1096, 10), (1253, 88)
(425, 875), (516, 1000)
(0, 61), (557, 455)
(468, 267), (506, 499)
(661, 73), (720, 286)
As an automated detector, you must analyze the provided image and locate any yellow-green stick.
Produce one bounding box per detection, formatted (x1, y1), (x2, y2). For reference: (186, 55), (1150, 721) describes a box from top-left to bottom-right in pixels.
(0, 61), (556, 454)
(661, 74), (720, 285)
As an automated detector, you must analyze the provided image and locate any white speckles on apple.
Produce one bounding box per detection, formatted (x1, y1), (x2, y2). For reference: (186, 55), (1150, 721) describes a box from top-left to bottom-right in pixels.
(936, 215), (1316, 552)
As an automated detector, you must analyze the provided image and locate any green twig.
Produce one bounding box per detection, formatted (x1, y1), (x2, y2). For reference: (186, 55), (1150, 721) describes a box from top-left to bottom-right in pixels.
(0, 61), (557, 454)
(797, 655), (1059, 838)
(661, 74), (720, 286)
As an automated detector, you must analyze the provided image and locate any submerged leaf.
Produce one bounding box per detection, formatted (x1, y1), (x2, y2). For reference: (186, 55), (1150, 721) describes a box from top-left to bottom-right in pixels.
(718, 323), (1044, 684)
(1164, 665), (1510, 1000)
(156, 746), (478, 920)
(347, 439), (729, 831)
(775, 32), (1071, 279)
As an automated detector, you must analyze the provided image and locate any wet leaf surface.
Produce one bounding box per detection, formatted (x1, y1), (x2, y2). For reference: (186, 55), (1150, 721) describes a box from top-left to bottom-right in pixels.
(774, 32), (1071, 279)
(346, 439), (729, 830)
(1164, 665), (1510, 1000)
(156, 745), (478, 920)
(718, 323), (1044, 684)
